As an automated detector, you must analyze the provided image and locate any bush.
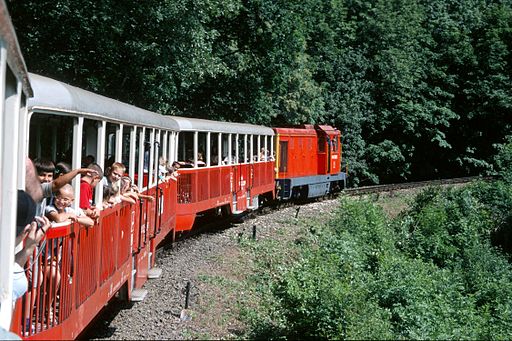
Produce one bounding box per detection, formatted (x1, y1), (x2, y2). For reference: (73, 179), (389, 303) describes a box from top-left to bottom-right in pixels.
(245, 184), (512, 340)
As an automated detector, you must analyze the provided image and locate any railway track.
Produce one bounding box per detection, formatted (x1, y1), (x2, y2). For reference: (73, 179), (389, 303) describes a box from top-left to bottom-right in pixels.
(344, 176), (494, 196)
(167, 175), (494, 246)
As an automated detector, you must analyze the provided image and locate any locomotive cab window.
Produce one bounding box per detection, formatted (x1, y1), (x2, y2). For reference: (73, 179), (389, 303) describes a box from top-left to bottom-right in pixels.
(318, 136), (326, 153)
(279, 141), (288, 173)
(332, 136), (338, 152)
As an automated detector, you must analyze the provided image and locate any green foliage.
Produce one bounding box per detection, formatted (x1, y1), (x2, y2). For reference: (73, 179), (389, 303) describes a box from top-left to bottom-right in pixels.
(494, 136), (512, 183)
(7, 0), (512, 184)
(244, 182), (512, 339)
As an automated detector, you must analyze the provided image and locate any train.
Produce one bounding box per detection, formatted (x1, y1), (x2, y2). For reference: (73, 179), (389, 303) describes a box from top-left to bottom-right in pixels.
(0, 2), (346, 339)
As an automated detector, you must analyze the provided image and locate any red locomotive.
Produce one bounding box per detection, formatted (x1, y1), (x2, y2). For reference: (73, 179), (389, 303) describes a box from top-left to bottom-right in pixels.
(274, 125), (346, 200)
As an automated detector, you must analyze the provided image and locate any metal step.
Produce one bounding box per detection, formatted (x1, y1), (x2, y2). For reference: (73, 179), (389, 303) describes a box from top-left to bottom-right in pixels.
(148, 267), (162, 279)
(131, 288), (148, 302)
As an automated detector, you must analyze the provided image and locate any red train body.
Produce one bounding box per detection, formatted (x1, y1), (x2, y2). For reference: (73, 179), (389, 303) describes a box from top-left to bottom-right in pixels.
(274, 125), (346, 200)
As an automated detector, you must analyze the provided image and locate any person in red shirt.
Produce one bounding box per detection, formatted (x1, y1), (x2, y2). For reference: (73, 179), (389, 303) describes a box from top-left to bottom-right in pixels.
(79, 162), (103, 219)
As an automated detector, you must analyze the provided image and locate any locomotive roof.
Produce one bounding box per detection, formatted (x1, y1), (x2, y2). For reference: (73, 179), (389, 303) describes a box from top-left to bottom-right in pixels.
(27, 73), (180, 131)
(170, 116), (274, 135)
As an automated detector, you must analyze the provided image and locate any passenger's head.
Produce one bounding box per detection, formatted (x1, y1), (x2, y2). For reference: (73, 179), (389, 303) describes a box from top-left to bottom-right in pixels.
(103, 186), (117, 206)
(54, 184), (75, 210)
(107, 162), (125, 183)
(55, 161), (72, 179)
(87, 163), (103, 188)
(34, 158), (55, 183)
(82, 155), (95, 167)
(172, 161), (181, 169)
(120, 176), (132, 194)
(25, 158), (43, 203)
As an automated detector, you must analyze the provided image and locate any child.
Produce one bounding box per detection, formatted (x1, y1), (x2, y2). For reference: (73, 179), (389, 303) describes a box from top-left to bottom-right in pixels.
(103, 162), (136, 205)
(80, 162), (103, 219)
(120, 176), (154, 202)
(102, 187), (118, 209)
(45, 184), (94, 227)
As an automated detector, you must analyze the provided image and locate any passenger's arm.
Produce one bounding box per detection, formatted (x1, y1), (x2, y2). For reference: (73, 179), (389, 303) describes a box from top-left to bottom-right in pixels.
(46, 210), (73, 223)
(52, 168), (98, 192)
(69, 214), (94, 227)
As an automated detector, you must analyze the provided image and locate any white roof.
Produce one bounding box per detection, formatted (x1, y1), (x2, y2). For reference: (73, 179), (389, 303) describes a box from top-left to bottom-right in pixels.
(28, 73), (179, 131)
(28, 73), (274, 135)
(171, 116), (274, 135)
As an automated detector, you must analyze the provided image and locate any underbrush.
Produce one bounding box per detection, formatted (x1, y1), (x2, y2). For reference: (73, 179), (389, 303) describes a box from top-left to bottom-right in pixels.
(240, 180), (512, 339)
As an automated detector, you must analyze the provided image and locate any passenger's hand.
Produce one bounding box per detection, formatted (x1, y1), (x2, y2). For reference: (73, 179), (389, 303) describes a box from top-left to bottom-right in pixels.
(79, 168), (98, 177)
(25, 216), (50, 250)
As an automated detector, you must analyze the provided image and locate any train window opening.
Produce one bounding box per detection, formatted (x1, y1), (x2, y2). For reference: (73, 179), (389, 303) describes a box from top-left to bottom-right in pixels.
(238, 134), (246, 164)
(178, 132), (194, 167)
(221, 134), (231, 164)
(122, 126), (132, 174)
(159, 130), (165, 165)
(332, 136), (338, 152)
(231, 134), (238, 164)
(104, 123), (118, 169)
(279, 141), (288, 173)
(266, 136), (272, 160)
(198, 132), (207, 167)
(133, 127), (141, 182)
(211, 133), (220, 166)
(29, 113), (74, 164)
(251, 135), (258, 162)
(318, 136), (326, 153)
(82, 119), (98, 167)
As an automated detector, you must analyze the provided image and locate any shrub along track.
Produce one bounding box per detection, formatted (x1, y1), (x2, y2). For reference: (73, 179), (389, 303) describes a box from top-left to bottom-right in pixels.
(83, 177), (487, 340)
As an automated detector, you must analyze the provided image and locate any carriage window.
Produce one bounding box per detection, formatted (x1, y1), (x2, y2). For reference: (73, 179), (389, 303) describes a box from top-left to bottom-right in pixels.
(251, 135), (258, 162)
(211, 133), (220, 165)
(81, 119), (98, 167)
(198, 132), (207, 167)
(231, 134), (238, 164)
(266, 136), (273, 161)
(29, 113), (74, 164)
(222, 134), (231, 164)
(238, 134), (246, 163)
(122, 126), (133, 174)
(178, 132), (194, 167)
(105, 123), (118, 168)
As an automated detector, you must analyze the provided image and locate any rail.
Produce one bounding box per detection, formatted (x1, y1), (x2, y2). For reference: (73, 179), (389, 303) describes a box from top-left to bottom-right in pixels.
(344, 176), (495, 196)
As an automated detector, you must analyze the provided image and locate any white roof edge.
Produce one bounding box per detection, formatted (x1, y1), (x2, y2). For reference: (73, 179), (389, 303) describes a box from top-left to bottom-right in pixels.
(170, 116), (274, 135)
(27, 73), (274, 135)
(27, 73), (179, 131)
